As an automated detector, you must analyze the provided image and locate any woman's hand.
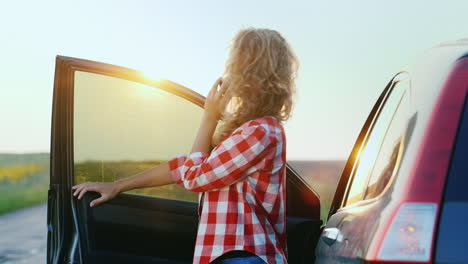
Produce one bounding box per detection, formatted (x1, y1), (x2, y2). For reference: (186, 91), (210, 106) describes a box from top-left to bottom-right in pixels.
(204, 77), (228, 121)
(71, 182), (120, 207)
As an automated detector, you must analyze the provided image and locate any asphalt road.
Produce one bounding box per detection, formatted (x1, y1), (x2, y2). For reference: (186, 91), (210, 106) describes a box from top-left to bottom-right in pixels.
(0, 203), (47, 264)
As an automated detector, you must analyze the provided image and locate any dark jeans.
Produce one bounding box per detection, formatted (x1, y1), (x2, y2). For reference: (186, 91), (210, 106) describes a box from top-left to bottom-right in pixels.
(210, 250), (266, 264)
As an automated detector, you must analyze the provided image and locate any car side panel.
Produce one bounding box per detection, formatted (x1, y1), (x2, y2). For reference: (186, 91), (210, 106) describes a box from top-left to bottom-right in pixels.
(315, 197), (390, 264)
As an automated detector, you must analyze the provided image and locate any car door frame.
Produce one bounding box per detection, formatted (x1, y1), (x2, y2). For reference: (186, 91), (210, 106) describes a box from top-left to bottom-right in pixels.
(314, 72), (410, 264)
(326, 72), (403, 220)
(47, 55), (206, 264)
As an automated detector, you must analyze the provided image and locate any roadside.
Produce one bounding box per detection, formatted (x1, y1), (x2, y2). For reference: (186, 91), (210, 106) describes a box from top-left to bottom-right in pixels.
(0, 202), (47, 264)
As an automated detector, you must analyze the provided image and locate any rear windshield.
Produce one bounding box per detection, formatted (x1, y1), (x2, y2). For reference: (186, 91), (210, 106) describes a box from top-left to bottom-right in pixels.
(444, 92), (468, 201)
(435, 85), (468, 264)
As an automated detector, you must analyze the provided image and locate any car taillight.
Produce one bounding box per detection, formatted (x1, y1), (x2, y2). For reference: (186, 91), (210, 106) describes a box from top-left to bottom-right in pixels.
(377, 202), (437, 262)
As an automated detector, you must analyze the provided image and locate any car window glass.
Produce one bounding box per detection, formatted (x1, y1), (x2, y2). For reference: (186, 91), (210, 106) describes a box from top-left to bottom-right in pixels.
(73, 71), (203, 202)
(444, 93), (468, 202)
(364, 81), (409, 199)
(345, 76), (407, 206)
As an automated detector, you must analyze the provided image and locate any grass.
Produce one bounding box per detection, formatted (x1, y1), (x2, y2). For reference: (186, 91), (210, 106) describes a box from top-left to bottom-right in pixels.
(75, 159), (198, 202)
(0, 153), (50, 215)
(0, 152), (344, 221)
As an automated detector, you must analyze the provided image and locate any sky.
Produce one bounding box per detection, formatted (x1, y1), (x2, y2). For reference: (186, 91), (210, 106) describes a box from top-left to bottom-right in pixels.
(1, 0), (467, 160)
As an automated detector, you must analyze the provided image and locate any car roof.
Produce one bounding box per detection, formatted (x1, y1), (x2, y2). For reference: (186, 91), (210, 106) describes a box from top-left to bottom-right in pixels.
(406, 38), (468, 116)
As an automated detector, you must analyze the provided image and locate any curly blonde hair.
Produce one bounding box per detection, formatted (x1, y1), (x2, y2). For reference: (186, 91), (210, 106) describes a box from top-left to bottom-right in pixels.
(212, 27), (299, 146)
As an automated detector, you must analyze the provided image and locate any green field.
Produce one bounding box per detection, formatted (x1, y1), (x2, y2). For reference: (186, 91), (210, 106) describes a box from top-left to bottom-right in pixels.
(0, 153), (50, 215)
(75, 159), (198, 202)
(0, 153), (344, 223)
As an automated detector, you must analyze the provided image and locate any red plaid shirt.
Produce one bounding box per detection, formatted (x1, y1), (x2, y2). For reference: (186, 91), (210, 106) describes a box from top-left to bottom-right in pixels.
(168, 116), (287, 264)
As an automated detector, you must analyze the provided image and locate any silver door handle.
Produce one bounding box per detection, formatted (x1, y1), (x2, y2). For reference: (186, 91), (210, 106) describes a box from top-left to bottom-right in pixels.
(321, 227), (343, 246)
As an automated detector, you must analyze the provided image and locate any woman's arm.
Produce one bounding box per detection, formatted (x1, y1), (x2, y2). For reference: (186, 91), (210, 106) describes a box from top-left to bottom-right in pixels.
(114, 163), (174, 193)
(168, 124), (276, 192)
(191, 114), (218, 154)
(191, 77), (225, 153)
(71, 163), (174, 207)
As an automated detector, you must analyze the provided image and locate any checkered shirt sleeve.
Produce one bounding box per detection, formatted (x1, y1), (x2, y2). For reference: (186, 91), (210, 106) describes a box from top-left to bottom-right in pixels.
(167, 117), (287, 264)
(168, 123), (277, 192)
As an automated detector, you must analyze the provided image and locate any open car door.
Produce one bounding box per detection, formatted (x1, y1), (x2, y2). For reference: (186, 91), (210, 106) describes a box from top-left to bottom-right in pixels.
(47, 56), (322, 264)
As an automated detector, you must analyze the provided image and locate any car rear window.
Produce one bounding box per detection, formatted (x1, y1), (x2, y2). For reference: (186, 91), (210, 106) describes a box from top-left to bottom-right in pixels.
(435, 74), (468, 264)
(444, 93), (468, 201)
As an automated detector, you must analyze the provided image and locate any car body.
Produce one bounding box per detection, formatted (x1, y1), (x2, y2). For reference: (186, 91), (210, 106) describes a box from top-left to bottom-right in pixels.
(315, 39), (468, 264)
(47, 39), (468, 264)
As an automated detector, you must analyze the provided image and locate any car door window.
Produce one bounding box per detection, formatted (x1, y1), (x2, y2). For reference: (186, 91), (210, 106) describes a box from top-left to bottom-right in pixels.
(73, 71), (203, 202)
(364, 83), (409, 199)
(344, 74), (408, 206)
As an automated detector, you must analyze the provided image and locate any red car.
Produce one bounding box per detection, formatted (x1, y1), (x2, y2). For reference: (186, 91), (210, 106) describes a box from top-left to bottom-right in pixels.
(315, 39), (468, 264)
(47, 38), (467, 264)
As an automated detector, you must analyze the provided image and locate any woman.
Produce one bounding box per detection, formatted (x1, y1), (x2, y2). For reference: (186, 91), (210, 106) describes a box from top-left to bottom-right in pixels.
(72, 27), (298, 264)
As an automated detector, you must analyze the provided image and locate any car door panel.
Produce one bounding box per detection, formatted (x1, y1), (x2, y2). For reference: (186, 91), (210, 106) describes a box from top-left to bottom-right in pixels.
(76, 192), (198, 263)
(74, 174), (322, 264)
(285, 164), (323, 263)
(315, 196), (391, 264)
